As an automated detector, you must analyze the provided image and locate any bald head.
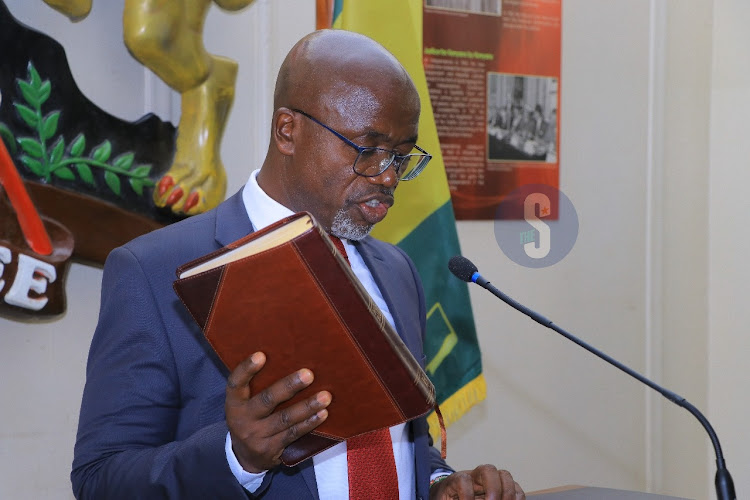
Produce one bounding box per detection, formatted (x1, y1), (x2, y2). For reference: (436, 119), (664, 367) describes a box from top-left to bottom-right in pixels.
(273, 30), (419, 118)
(258, 30), (424, 239)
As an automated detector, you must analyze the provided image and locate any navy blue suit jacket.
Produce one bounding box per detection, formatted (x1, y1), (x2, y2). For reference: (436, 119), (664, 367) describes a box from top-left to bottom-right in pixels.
(71, 191), (451, 499)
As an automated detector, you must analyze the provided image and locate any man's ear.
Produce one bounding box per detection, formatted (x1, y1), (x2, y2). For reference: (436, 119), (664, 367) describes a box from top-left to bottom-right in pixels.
(273, 108), (296, 156)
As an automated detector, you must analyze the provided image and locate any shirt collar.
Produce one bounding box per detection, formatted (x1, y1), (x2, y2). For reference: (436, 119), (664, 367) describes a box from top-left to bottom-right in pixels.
(241, 169), (295, 232)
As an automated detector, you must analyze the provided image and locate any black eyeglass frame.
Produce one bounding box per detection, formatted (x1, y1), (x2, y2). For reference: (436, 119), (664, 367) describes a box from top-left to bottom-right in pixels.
(290, 108), (432, 181)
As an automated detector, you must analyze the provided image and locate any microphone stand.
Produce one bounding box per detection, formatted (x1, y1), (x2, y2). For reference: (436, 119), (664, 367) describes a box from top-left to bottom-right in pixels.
(471, 273), (736, 500)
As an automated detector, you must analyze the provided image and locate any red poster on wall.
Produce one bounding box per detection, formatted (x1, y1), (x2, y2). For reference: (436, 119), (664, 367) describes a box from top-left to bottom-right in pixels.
(424, 0), (561, 220)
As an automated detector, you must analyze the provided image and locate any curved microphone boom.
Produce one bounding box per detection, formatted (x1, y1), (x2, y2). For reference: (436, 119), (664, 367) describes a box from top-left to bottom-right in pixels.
(448, 255), (736, 500)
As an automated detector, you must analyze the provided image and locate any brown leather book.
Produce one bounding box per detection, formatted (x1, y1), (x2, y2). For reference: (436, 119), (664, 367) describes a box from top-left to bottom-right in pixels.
(173, 211), (436, 466)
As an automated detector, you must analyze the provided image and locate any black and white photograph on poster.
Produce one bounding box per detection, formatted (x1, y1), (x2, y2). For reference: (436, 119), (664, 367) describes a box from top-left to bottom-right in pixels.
(425, 0), (502, 16)
(487, 73), (558, 163)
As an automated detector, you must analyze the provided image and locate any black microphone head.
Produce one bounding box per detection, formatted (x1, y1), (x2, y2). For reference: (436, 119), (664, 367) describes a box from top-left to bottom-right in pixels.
(448, 255), (478, 282)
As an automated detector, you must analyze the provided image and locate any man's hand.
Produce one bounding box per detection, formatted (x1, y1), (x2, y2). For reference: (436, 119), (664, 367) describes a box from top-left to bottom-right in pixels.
(430, 465), (525, 500)
(225, 352), (331, 473)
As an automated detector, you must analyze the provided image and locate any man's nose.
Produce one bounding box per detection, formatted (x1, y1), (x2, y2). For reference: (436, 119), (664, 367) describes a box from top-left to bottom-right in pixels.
(365, 161), (399, 189)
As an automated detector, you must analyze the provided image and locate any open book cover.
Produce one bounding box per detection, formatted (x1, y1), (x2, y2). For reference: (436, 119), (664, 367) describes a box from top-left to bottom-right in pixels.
(173, 211), (436, 466)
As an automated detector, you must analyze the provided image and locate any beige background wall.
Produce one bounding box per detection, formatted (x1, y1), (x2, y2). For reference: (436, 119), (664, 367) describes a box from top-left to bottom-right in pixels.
(0, 1), (744, 499)
(708, 0), (750, 496)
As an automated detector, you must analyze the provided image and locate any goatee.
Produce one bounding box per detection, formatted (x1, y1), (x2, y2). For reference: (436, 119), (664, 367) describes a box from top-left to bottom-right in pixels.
(330, 208), (373, 241)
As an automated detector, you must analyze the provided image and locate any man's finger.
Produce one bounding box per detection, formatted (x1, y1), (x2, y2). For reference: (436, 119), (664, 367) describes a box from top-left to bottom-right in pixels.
(276, 405), (330, 448)
(470, 464), (501, 500)
(266, 390), (332, 437)
(226, 352), (266, 400)
(247, 368), (315, 418)
(496, 469), (519, 500)
(445, 471), (475, 499)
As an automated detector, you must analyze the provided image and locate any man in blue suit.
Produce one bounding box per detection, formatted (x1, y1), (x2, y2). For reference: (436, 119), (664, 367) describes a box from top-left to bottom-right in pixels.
(71, 29), (524, 499)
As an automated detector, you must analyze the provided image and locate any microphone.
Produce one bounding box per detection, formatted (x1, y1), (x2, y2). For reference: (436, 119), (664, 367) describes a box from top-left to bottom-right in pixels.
(448, 255), (736, 500)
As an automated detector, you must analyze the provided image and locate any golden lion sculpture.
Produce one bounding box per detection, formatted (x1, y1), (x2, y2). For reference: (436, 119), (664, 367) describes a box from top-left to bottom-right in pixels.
(45, 0), (255, 215)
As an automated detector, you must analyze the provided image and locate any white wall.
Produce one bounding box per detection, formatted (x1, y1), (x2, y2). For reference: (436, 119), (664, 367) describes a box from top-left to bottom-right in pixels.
(659, 0), (713, 496)
(709, 0), (750, 497)
(2, 1), (746, 499)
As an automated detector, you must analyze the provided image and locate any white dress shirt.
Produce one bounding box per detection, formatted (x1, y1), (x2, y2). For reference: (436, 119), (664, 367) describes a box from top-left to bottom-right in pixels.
(225, 169), (416, 499)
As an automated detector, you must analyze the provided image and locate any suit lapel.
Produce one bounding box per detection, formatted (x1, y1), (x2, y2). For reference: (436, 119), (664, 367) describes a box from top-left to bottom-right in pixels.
(299, 460), (320, 500)
(355, 238), (422, 361)
(214, 189), (254, 247)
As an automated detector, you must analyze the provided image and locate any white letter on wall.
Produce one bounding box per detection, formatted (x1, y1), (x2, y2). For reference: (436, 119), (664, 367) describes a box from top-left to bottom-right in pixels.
(0, 246), (10, 292)
(5, 254), (57, 311)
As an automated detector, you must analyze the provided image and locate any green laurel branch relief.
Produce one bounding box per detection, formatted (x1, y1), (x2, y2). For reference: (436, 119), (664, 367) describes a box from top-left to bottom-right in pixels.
(0, 63), (154, 197)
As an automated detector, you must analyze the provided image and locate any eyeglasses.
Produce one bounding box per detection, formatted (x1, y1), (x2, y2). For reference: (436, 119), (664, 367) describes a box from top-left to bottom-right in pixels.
(291, 108), (431, 181)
